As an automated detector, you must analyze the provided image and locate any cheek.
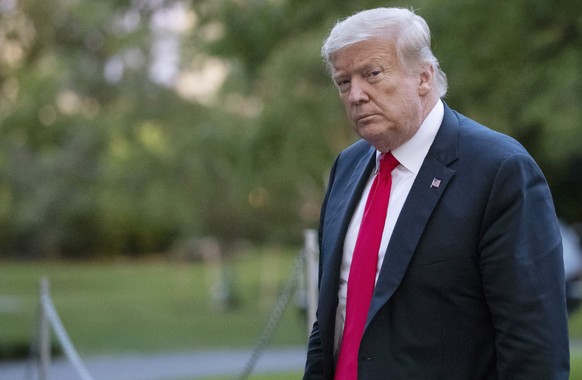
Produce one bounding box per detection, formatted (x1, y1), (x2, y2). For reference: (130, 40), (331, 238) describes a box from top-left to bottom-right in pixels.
(340, 97), (355, 117)
(392, 86), (420, 112)
(375, 83), (409, 108)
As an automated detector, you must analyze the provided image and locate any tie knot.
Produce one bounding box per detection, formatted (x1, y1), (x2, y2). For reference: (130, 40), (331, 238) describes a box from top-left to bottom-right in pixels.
(379, 152), (399, 174)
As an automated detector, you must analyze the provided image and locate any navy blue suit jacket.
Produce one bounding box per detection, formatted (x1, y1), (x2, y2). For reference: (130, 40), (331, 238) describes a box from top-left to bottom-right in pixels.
(304, 103), (569, 379)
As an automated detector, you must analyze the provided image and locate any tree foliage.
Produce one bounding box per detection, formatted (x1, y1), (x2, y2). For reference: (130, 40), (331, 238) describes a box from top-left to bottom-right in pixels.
(0, 0), (581, 258)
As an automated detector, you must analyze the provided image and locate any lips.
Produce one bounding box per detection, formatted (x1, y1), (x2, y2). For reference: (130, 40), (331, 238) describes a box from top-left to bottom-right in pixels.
(356, 114), (378, 123)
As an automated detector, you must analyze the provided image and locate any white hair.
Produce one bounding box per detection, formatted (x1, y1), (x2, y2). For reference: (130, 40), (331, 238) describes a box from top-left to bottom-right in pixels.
(321, 7), (448, 98)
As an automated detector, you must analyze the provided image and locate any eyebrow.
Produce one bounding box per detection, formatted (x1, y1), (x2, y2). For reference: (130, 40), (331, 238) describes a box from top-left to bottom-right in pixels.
(332, 61), (386, 79)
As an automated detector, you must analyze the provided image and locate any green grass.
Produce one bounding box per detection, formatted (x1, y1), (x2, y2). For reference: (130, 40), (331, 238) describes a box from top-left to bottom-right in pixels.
(570, 307), (582, 339)
(574, 350), (582, 379)
(2, 248), (582, 378)
(0, 247), (308, 356)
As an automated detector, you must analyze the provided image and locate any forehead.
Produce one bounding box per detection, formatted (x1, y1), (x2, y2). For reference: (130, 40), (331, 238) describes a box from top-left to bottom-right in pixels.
(330, 38), (397, 75)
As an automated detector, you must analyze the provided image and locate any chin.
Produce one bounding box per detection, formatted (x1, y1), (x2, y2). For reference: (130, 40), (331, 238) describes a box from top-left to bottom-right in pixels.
(365, 134), (403, 152)
(356, 124), (383, 139)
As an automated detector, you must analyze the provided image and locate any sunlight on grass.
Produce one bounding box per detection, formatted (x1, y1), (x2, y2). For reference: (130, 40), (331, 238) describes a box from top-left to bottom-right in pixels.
(2, 251), (582, 380)
(570, 307), (582, 339)
(0, 248), (308, 356)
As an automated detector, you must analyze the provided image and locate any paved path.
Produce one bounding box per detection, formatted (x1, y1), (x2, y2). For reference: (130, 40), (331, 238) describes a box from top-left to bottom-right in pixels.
(3, 342), (581, 379)
(0, 347), (306, 380)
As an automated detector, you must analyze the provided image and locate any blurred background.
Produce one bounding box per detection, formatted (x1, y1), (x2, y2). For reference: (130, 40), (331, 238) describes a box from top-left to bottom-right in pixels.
(1, 0), (582, 379)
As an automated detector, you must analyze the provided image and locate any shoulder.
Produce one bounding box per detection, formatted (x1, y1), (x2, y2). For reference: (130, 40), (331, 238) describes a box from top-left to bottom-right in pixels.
(438, 106), (548, 196)
(339, 139), (374, 160)
(447, 107), (533, 165)
(331, 139), (374, 172)
(323, 140), (374, 191)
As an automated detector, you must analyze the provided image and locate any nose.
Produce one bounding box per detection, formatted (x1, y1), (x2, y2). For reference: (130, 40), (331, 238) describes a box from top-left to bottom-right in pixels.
(348, 78), (369, 104)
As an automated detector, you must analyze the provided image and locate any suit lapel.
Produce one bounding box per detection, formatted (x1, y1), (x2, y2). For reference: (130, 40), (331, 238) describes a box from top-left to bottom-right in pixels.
(327, 147), (375, 271)
(367, 104), (460, 325)
(318, 146), (376, 351)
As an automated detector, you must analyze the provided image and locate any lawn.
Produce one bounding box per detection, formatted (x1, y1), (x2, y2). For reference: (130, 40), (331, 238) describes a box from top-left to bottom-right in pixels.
(0, 247), (308, 357)
(2, 247), (582, 378)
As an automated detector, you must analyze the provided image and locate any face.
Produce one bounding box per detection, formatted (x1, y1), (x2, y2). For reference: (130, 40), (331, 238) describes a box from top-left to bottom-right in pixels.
(330, 38), (434, 152)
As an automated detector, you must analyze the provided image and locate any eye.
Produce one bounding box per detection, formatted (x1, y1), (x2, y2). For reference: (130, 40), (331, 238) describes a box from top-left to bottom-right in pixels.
(367, 70), (382, 79)
(335, 79), (351, 93)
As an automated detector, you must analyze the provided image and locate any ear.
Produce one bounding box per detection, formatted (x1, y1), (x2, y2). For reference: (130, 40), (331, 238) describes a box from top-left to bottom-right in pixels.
(418, 64), (434, 96)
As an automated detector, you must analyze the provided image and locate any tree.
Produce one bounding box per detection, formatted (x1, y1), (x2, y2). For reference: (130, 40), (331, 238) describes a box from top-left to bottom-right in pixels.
(0, 0), (580, 258)
(426, 0), (582, 221)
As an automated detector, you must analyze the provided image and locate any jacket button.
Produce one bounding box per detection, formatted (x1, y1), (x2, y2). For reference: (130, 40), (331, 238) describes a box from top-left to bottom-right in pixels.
(362, 356), (373, 361)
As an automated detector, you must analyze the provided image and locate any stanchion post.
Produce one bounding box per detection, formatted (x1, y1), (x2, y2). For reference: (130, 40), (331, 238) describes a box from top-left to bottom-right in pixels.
(303, 229), (319, 335)
(39, 277), (51, 380)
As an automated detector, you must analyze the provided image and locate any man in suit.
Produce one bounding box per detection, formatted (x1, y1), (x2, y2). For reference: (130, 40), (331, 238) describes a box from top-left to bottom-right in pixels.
(303, 7), (569, 380)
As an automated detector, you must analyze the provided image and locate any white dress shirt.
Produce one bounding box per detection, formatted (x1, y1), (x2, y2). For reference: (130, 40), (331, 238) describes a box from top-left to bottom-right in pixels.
(334, 100), (445, 354)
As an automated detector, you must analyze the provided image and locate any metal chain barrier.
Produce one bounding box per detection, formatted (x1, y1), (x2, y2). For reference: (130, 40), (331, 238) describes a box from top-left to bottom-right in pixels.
(235, 251), (306, 380)
(23, 304), (42, 380)
(40, 286), (94, 380)
(29, 277), (94, 380)
(19, 238), (318, 380)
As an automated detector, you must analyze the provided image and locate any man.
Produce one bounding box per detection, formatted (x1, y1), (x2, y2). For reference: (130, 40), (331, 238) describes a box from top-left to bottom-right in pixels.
(304, 7), (569, 380)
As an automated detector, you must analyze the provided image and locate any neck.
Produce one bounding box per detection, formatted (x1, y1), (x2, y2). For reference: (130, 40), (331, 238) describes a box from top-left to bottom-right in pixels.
(421, 92), (440, 122)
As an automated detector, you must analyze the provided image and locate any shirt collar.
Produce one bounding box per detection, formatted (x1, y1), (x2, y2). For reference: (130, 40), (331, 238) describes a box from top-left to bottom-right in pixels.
(375, 99), (444, 175)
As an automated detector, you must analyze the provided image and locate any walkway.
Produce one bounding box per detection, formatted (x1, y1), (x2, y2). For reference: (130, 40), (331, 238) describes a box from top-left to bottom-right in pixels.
(0, 346), (306, 380)
(4, 342), (580, 379)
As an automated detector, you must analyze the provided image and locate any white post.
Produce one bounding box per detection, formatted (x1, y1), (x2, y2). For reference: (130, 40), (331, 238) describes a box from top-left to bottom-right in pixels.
(303, 229), (319, 335)
(41, 283), (95, 380)
(39, 277), (51, 380)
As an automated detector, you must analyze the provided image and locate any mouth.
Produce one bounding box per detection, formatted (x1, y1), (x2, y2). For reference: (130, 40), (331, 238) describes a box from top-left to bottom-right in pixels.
(356, 114), (378, 123)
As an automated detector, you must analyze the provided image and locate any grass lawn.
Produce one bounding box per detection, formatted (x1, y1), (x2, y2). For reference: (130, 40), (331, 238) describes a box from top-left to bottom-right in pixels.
(0, 247), (308, 356)
(569, 306), (582, 339)
(574, 350), (582, 380)
(2, 247), (582, 377)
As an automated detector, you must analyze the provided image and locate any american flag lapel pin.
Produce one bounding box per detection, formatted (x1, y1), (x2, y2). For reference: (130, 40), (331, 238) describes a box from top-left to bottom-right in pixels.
(430, 178), (441, 189)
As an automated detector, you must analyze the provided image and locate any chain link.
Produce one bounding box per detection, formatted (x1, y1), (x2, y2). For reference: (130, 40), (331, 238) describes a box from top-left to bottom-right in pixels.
(235, 251), (305, 380)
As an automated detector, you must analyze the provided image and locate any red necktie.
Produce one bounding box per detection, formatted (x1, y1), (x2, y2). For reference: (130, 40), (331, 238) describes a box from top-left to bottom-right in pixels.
(335, 152), (399, 380)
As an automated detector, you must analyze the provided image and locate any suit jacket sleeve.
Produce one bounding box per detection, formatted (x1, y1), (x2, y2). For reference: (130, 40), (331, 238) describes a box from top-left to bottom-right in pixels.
(304, 319), (325, 379)
(303, 155), (340, 380)
(479, 152), (569, 379)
